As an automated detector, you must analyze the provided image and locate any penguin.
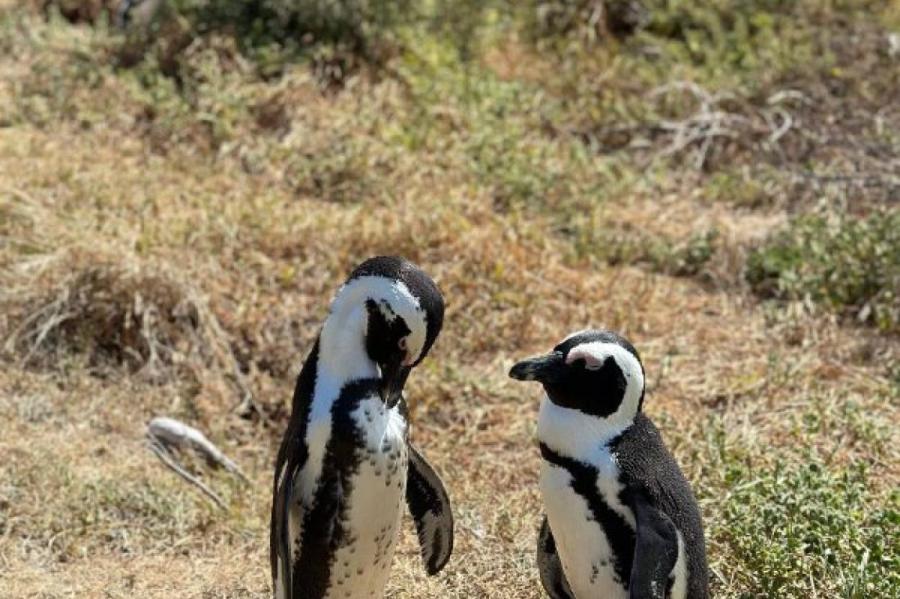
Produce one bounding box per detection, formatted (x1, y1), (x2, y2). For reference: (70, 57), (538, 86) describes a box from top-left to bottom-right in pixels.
(270, 256), (453, 599)
(509, 330), (708, 599)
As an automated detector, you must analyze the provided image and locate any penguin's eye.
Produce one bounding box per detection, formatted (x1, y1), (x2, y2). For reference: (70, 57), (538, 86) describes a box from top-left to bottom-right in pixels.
(572, 356), (603, 371)
(398, 337), (408, 352)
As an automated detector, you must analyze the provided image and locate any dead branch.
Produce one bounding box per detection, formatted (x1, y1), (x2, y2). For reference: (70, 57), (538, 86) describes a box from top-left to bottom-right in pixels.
(574, 81), (811, 170)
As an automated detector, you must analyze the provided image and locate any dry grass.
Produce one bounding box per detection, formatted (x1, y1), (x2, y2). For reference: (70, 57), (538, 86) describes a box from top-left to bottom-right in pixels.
(1, 3), (898, 598)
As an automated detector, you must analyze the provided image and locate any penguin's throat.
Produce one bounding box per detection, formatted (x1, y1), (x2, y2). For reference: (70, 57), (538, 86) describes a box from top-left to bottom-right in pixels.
(538, 397), (632, 460)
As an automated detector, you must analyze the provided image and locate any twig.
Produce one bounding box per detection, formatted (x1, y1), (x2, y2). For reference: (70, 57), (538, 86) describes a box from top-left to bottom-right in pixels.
(766, 107), (793, 144)
(767, 89), (811, 106)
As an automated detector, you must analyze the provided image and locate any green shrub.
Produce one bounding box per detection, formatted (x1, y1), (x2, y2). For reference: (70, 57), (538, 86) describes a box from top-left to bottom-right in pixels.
(522, 0), (647, 43)
(113, 0), (420, 82)
(170, 0), (414, 50)
(703, 167), (781, 208)
(522, 0), (820, 80)
(718, 458), (899, 598)
(746, 211), (900, 332)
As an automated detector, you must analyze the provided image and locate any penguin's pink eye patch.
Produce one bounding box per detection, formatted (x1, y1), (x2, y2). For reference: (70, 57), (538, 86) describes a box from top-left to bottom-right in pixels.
(566, 347), (606, 370)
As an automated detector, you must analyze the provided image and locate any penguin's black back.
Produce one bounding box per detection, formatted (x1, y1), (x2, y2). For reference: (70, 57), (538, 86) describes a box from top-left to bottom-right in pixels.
(611, 413), (709, 598)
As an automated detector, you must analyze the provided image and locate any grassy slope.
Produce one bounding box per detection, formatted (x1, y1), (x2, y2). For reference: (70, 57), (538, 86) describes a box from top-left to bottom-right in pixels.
(0, 2), (898, 597)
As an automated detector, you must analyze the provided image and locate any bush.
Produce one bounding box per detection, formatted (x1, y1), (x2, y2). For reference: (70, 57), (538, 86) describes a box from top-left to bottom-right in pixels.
(719, 458), (899, 598)
(110, 0), (421, 83)
(523, 0), (647, 42)
(746, 211), (900, 332)
(173, 0), (414, 52)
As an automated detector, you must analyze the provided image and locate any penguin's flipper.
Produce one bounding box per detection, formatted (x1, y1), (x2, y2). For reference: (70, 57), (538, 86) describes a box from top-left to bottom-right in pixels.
(537, 516), (575, 599)
(406, 443), (454, 575)
(628, 492), (679, 599)
(271, 460), (300, 599)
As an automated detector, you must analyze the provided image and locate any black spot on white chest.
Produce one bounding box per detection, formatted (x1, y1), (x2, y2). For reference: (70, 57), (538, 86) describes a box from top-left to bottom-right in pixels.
(325, 397), (409, 597)
(350, 397), (408, 484)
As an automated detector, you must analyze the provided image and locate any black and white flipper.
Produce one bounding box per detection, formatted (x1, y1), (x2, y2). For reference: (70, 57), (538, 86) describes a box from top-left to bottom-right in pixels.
(271, 465), (293, 598)
(406, 443), (454, 575)
(627, 491), (680, 599)
(271, 446), (307, 599)
(537, 516), (574, 599)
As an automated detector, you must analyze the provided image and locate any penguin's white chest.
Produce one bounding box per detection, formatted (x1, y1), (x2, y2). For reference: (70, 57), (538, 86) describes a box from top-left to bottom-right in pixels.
(540, 450), (635, 599)
(326, 397), (409, 599)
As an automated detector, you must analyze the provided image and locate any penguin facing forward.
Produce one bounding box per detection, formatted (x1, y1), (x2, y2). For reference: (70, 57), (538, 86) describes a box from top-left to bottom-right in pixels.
(509, 330), (708, 599)
(271, 256), (453, 599)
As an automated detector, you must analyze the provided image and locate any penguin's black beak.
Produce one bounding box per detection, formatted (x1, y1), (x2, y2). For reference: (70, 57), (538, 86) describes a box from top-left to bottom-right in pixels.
(380, 357), (411, 408)
(509, 351), (566, 384)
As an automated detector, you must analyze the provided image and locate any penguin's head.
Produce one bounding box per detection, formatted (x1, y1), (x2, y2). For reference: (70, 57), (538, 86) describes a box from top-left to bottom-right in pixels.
(325, 256), (444, 407)
(509, 329), (645, 422)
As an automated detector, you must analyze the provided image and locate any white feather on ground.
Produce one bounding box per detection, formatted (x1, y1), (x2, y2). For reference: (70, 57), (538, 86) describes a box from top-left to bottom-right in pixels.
(146, 416), (249, 508)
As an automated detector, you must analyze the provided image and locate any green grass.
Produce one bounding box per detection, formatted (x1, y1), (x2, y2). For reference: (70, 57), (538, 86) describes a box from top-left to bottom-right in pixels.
(704, 166), (781, 208)
(572, 225), (719, 276)
(717, 458), (898, 598)
(688, 388), (898, 598)
(747, 211), (900, 332)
